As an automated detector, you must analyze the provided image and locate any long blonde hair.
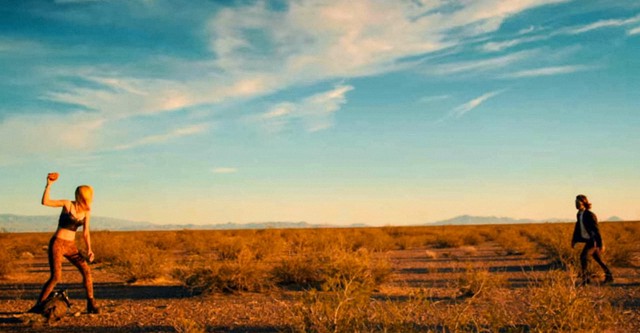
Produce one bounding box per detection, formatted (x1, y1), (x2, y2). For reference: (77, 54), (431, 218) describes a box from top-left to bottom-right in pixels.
(75, 185), (93, 212)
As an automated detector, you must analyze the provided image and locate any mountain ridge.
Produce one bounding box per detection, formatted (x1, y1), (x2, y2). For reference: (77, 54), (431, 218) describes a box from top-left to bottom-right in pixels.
(0, 214), (628, 232)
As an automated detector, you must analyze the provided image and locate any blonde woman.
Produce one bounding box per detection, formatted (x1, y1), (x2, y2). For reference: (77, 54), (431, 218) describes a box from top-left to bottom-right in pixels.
(28, 173), (99, 314)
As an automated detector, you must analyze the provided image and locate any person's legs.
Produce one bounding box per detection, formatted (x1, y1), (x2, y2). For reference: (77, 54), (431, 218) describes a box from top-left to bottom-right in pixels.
(29, 237), (64, 313)
(65, 243), (99, 313)
(579, 243), (592, 284)
(591, 248), (613, 283)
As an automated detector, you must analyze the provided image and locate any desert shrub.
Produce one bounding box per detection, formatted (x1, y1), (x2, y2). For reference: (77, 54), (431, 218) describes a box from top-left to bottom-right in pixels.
(212, 236), (245, 261)
(0, 235), (15, 278)
(393, 235), (424, 250)
(8, 233), (49, 257)
(248, 229), (287, 260)
(148, 231), (181, 251)
(176, 230), (213, 256)
(526, 225), (579, 269)
(461, 233), (483, 246)
(91, 232), (172, 282)
(494, 227), (534, 256)
(431, 233), (463, 249)
(273, 247), (391, 291)
(350, 229), (396, 252)
(524, 271), (618, 332)
(600, 225), (638, 267)
(455, 266), (507, 298)
(287, 277), (381, 333)
(272, 254), (325, 289)
(177, 247), (272, 294)
(171, 309), (206, 333)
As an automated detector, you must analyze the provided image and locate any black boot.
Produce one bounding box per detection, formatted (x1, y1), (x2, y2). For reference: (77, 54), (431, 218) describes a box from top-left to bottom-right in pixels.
(87, 298), (100, 314)
(26, 302), (43, 314)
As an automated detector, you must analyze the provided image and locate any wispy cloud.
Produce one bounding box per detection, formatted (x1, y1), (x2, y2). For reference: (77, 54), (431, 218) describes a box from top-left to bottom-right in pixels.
(260, 85), (354, 133)
(518, 26), (537, 35)
(0, 112), (105, 164)
(629, 26), (640, 35)
(428, 50), (536, 75)
(418, 95), (451, 104)
(2, 0), (573, 158)
(480, 36), (547, 52)
(212, 167), (237, 174)
(40, 1), (564, 118)
(113, 123), (209, 151)
(502, 65), (593, 78)
(564, 14), (640, 35)
(451, 90), (504, 119)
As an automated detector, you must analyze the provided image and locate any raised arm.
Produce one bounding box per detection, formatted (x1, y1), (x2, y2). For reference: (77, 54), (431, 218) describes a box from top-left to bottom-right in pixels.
(41, 174), (69, 208)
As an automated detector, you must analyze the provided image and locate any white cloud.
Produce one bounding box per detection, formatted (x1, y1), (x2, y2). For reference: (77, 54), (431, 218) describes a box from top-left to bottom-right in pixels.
(418, 95), (451, 104)
(112, 123), (209, 151)
(481, 35), (547, 52)
(564, 14), (640, 35)
(212, 167), (237, 174)
(259, 85), (354, 133)
(49, 1), (565, 115)
(0, 112), (105, 164)
(9, 0), (568, 158)
(518, 26), (537, 35)
(629, 26), (640, 35)
(502, 65), (592, 78)
(451, 90), (504, 118)
(207, 0), (565, 85)
(428, 50), (537, 75)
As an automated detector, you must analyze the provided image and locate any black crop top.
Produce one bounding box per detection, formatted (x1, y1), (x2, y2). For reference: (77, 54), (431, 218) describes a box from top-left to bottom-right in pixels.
(58, 210), (85, 231)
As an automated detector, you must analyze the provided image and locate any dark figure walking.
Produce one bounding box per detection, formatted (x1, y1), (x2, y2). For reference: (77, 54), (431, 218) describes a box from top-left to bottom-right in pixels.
(571, 194), (613, 285)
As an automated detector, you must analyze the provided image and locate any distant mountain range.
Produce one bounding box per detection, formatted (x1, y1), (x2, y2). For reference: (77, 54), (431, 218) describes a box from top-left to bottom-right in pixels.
(0, 214), (629, 232)
(0, 214), (366, 232)
(427, 214), (626, 226)
(428, 215), (563, 226)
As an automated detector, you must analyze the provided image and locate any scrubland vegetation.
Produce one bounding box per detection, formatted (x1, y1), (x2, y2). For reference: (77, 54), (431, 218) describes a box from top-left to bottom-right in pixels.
(1, 221), (638, 332)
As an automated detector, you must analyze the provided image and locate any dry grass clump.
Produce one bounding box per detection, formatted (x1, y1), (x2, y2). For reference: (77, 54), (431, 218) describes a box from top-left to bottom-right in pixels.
(273, 247), (391, 291)
(524, 270), (618, 332)
(0, 232), (50, 279)
(0, 233), (14, 278)
(600, 222), (639, 267)
(455, 266), (508, 299)
(171, 308), (206, 333)
(176, 247), (272, 294)
(288, 268), (619, 332)
(526, 224), (578, 269)
(493, 226), (535, 256)
(431, 233), (464, 249)
(91, 231), (173, 283)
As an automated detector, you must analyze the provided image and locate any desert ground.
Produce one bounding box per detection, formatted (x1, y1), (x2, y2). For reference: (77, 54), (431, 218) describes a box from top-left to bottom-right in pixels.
(1, 222), (639, 332)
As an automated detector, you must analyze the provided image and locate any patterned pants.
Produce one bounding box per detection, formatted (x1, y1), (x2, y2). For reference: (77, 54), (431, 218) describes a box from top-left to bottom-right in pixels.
(37, 236), (94, 303)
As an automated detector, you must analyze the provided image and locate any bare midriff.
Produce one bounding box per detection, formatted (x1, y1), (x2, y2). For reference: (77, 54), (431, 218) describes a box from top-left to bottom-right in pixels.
(55, 228), (76, 241)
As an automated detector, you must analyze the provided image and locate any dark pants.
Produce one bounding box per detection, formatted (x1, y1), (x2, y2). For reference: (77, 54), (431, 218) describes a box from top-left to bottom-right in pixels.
(580, 242), (612, 281)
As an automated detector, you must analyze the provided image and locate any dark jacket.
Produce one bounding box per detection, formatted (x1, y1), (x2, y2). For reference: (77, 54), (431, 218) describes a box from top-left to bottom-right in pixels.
(572, 210), (603, 247)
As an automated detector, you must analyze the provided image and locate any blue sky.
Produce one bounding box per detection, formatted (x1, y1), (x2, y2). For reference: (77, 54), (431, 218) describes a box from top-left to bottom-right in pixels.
(1, 0), (639, 225)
